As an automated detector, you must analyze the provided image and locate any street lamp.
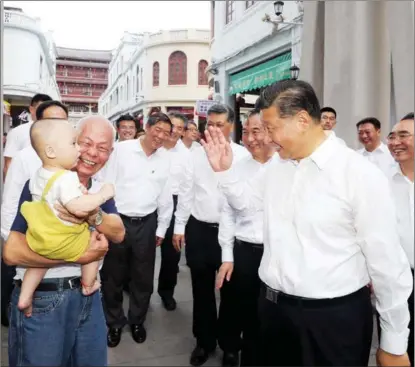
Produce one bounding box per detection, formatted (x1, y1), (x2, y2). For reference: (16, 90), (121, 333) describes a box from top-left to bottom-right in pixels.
(274, 1), (284, 16)
(263, 0), (303, 31)
(290, 64), (300, 80)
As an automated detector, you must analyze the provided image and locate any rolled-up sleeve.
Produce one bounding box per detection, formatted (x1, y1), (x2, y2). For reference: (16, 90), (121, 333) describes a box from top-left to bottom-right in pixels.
(353, 165), (413, 355)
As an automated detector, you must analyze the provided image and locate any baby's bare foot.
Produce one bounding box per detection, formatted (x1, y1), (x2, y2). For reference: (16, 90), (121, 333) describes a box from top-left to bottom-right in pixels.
(18, 297), (33, 317)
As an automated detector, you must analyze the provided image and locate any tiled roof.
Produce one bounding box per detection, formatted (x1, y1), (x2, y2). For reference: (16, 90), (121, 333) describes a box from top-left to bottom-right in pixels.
(56, 47), (112, 62)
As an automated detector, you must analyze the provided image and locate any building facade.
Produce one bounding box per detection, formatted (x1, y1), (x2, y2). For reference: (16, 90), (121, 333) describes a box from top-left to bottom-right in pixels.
(99, 29), (211, 127)
(55, 47), (112, 125)
(210, 0), (303, 141)
(3, 6), (61, 127)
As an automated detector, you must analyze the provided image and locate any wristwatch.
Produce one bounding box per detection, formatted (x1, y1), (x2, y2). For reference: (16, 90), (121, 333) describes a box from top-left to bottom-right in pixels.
(94, 208), (104, 227)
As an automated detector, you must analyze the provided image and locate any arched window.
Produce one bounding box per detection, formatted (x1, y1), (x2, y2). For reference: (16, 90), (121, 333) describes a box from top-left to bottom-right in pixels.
(153, 62), (160, 87)
(198, 60), (208, 85)
(168, 51), (187, 85)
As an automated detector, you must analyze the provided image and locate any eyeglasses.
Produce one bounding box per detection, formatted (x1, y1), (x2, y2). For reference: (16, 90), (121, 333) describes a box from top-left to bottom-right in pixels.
(387, 132), (413, 142)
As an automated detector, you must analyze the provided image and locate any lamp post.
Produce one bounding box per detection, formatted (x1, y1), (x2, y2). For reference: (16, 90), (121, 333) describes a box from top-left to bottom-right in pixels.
(290, 65), (300, 80)
(262, 0), (304, 30)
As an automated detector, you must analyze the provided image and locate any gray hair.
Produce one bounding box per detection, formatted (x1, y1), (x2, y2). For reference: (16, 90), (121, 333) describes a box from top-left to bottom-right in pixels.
(75, 115), (116, 142)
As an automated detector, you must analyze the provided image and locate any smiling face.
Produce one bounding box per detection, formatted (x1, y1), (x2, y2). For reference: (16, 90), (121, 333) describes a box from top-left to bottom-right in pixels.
(117, 119), (137, 141)
(144, 121), (172, 150)
(206, 113), (233, 140)
(76, 119), (114, 177)
(387, 119), (414, 164)
(184, 122), (199, 142)
(260, 105), (311, 160)
(169, 117), (185, 144)
(358, 122), (381, 152)
(242, 113), (271, 157)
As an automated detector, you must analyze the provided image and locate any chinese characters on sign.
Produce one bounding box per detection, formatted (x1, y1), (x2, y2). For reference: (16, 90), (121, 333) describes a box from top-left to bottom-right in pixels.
(196, 100), (217, 117)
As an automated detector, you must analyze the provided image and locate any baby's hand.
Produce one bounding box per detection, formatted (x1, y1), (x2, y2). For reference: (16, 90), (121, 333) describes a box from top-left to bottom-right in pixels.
(100, 183), (115, 201)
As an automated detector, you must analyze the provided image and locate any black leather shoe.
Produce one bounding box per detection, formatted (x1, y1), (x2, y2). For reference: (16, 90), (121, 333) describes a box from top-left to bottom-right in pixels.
(222, 352), (239, 367)
(190, 346), (213, 366)
(131, 324), (146, 343)
(107, 327), (122, 348)
(161, 296), (177, 311)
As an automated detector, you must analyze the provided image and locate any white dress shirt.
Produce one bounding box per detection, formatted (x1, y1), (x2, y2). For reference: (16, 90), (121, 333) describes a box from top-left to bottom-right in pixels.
(3, 120), (34, 158)
(324, 130), (347, 146)
(389, 165), (414, 268)
(357, 142), (395, 176)
(101, 138), (173, 238)
(174, 142), (249, 234)
(217, 133), (413, 355)
(218, 155), (273, 262)
(158, 139), (192, 196)
(1, 146), (41, 241)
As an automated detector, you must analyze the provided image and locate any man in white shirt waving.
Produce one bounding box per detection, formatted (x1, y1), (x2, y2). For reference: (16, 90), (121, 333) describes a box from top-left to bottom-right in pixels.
(3, 93), (52, 177)
(201, 80), (413, 367)
(386, 112), (414, 366)
(217, 109), (276, 366)
(173, 104), (249, 366)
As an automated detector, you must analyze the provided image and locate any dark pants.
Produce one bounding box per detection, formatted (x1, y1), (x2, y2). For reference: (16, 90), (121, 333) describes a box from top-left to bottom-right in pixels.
(101, 212), (157, 328)
(258, 285), (373, 366)
(1, 257), (15, 323)
(219, 240), (263, 366)
(376, 268), (414, 366)
(158, 195), (180, 299)
(185, 215), (232, 352)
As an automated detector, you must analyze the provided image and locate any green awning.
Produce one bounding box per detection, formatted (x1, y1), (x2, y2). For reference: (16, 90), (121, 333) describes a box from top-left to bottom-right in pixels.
(228, 52), (292, 95)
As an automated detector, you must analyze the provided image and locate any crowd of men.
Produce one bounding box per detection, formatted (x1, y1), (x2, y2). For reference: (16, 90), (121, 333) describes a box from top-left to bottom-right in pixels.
(0, 80), (413, 367)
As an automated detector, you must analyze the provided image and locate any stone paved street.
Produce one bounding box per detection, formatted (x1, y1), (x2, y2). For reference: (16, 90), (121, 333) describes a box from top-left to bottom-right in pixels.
(1, 249), (379, 366)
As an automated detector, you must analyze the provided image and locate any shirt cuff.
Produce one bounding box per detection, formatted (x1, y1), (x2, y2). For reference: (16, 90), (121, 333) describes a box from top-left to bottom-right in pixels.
(221, 247), (234, 263)
(156, 224), (168, 238)
(380, 329), (409, 355)
(174, 223), (185, 235)
(215, 167), (235, 185)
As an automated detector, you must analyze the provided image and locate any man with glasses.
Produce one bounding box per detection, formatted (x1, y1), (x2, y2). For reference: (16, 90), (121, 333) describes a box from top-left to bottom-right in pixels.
(386, 112), (414, 366)
(182, 120), (201, 150)
(356, 117), (395, 176)
(100, 112), (174, 348)
(116, 114), (140, 142)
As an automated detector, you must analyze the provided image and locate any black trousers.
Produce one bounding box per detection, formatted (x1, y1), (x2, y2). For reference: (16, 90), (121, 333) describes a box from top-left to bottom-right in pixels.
(376, 268), (414, 366)
(219, 239), (264, 366)
(1, 256), (16, 322)
(101, 212), (157, 328)
(258, 285), (373, 366)
(185, 215), (233, 352)
(157, 195), (180, 299)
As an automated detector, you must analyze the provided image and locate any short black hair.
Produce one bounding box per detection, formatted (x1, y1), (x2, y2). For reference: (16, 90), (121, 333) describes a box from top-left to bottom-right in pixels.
(168, 111), (188, 125)
(256, 80), (321, 122)
(30, 93), (52, 106)
(320, 106), (337, 118)
(401, 112), (414, 121)
(116, 114), (140, 130)
(207, 104), (235, 124)
(356, 117), (381, 130)
(247, 108), (260, 118)
(35, 100), (68, 120)
(147, 112), (172, 130)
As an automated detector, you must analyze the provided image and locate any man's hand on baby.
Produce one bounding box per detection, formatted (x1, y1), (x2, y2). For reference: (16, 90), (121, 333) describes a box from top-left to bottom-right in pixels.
(100, 183), (115, 202)
(54, 203), (90, 223)
(76, 231), (109, 265)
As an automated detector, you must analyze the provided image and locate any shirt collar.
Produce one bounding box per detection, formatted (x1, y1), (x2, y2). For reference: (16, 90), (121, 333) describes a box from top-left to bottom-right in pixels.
(306, 132), (338, 170)
(362, 142), (388, 155)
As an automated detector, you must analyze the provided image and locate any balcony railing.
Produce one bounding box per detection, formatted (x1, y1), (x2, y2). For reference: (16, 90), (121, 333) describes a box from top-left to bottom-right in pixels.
(56, 75), (108, 85)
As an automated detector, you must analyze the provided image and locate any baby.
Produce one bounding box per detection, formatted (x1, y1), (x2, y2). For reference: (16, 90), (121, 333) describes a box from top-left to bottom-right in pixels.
(19, 119), (115, 316)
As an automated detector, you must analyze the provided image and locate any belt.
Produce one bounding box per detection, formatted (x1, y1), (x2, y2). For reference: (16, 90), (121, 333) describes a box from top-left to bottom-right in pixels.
(263, 284), (369, 308)
(235, 238), (264, 250)
(191, 215), (219, 228)
(120, 212), (154, 223)
(14, 276), (82, 292)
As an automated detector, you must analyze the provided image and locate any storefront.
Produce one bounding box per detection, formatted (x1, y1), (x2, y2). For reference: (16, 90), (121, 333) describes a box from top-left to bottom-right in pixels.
(228, 51), (292, 142)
